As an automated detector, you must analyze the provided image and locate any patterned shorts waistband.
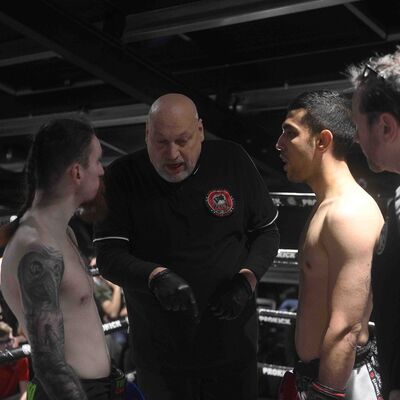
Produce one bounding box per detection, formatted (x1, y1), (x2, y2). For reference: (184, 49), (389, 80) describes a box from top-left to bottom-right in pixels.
(294, 337), (376, 379)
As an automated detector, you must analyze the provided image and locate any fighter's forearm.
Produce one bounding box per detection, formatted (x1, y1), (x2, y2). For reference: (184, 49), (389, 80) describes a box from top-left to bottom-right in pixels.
(27, 313), (88, 400)
(33, 356), (88, 400)
(318, 327), (358, 389)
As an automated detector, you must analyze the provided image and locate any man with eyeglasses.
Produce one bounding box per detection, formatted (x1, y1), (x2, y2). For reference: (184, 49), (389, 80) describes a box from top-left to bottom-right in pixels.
(94, 93), (280, 400)
(0, 321), (29, 400)
(348, 48), (400, 400)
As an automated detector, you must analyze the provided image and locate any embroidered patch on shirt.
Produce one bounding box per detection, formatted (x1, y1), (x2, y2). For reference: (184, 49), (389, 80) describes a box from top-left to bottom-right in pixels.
(205, 189), (235, 217)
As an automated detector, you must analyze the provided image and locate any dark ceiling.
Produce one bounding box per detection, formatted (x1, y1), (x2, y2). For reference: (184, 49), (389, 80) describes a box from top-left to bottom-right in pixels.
(0, 0), (399, 214)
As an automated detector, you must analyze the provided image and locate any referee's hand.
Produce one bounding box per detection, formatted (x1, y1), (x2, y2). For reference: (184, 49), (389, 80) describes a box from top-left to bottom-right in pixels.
(149, 269), (199, 323)
(209, 273), (253, 320)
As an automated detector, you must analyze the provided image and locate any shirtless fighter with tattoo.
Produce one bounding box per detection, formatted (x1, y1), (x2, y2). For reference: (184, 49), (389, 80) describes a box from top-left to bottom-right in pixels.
(0, 119), (124, 399)
(276, 91), (384, 399)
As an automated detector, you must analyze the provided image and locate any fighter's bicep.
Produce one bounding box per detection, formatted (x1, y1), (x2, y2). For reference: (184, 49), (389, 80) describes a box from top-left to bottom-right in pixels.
(323, 212), (377, 316)
(326, 260), (371, 330)
(17, 246), (66, 361)
(324, 207), (380, 272)
(17, 246), (64, 313)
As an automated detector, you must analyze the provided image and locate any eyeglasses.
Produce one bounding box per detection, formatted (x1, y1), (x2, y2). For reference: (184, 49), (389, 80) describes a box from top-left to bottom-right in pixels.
(361, 63), (385, 82)
(0, 337), (13, 345)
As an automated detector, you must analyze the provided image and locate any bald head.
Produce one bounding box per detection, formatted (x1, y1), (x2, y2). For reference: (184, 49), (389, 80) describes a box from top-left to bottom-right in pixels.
(146, 93), (204, 183)
(148, 93), (198, 126)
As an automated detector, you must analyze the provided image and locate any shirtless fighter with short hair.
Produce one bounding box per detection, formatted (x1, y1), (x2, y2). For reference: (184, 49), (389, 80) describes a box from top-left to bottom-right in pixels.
(0, 119), (123, 399)
(276, 91), (384, 399)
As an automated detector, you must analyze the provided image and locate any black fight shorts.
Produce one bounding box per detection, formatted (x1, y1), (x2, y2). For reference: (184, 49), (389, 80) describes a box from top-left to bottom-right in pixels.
(26, 365), (125, 400)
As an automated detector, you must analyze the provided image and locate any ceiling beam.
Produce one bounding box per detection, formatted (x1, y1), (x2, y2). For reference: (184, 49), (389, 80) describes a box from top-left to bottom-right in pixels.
(172, 39), (397, 75)
(0, 81), (16, 96)
(234, 79), (352, 112)
(0, 38), (58, 67)
(0, 85), (135, 118)
(0, 0), (285, 180)
(0, 1), (179, 104)
(98, 140), (128, 157)
(387, 32), (400, 41)
(0, 104), (150, 137)
(16, 79), (104, 96)
(0, 0), (361, 68)
(171, 40), (400, 97)
(0, 78), (353, 137)
(344, 3), (387, 39)
(123, 0), (360, 42)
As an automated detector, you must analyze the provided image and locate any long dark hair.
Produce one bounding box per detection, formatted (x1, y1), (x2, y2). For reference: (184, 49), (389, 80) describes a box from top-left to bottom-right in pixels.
(0, 118), (95, 246)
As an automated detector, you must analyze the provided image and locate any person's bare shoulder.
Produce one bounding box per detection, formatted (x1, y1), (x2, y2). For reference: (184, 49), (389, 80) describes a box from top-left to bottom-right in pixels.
(2, 222), (53, 276)
(330, 185), (383, 224)
(323, 185), (384, 252)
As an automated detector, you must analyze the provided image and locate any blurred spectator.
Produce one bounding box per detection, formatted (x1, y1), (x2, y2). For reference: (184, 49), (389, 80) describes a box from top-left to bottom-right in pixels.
(0, 293), (28, 349)
(0, 260), (27, 348)
(0, 321), (29, 400)
(92, 258), (129, 370)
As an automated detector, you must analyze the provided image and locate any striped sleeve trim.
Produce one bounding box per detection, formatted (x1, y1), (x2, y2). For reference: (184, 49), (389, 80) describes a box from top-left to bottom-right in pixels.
(93, 236), (130, 243)
(247, 210), (279, 233)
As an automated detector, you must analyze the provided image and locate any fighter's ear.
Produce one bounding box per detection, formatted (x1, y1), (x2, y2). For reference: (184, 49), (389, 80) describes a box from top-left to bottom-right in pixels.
(69, 162), (83, 183)
(316, 129), (333, 152)
(198, 118), (204, 142)
(380, 112), (399, 142)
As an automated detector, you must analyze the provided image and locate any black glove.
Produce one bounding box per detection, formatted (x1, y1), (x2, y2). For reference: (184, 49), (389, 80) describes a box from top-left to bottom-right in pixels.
(209, 273), (253, 320)
(149, 269), (199, 322)
(307, 381), (345, 399)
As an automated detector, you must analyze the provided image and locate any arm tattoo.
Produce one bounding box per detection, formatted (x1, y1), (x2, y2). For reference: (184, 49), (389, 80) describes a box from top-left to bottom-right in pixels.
(18, 246), (88, 400)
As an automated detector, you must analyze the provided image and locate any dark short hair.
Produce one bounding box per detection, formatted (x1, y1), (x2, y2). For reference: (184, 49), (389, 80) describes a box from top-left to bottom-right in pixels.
(287, 90), (355, 158)
(347, 47), (400, 124)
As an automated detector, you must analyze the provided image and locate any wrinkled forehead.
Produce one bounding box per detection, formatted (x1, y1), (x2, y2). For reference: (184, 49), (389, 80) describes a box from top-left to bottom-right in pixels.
(148, 111), (198, 136)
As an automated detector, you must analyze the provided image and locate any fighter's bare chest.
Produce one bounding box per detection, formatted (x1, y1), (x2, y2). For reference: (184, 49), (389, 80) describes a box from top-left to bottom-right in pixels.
(59, 245), (93, 307)
(298, 207), (327, 269)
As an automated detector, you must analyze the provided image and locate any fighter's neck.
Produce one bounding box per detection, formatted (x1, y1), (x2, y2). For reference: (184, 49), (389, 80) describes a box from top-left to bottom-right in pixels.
(27, 192), (78, 237)
(308, 161), (355, 202)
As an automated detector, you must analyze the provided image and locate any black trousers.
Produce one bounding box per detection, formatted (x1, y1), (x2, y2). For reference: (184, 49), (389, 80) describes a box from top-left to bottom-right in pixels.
(136, 358), (258, 400)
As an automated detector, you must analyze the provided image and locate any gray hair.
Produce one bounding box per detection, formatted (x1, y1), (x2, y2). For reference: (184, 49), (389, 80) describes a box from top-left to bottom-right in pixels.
(347, 46), (400, 123)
